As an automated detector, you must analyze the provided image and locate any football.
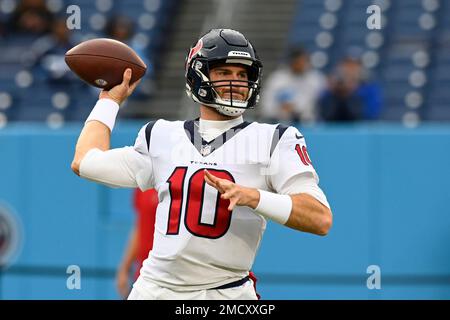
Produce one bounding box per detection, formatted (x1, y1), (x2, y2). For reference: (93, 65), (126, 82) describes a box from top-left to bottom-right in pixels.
(65, 38), (147, 90)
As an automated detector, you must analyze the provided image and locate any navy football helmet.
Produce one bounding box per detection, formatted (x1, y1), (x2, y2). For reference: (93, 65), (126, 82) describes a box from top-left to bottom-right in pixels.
(185, 29), (263, 116)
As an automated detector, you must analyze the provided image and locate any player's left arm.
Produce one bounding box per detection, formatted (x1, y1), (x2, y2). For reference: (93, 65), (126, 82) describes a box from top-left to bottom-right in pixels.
(284, 188), (332, 236)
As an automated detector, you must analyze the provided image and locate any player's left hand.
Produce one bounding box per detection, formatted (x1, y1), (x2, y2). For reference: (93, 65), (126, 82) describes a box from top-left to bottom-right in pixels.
(204, 169), (260, 211)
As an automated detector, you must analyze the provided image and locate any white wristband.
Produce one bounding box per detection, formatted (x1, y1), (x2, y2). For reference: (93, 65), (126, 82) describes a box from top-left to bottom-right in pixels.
(255, 190), (292, 225)
(85, 99), (120, 132)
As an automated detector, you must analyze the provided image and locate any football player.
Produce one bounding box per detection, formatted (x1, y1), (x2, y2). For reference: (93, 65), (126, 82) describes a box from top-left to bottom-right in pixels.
(71, 29), (332, 300)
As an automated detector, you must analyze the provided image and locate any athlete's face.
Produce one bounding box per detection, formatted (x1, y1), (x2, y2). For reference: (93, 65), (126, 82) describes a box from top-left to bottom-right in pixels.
(209, 64), (249, 102)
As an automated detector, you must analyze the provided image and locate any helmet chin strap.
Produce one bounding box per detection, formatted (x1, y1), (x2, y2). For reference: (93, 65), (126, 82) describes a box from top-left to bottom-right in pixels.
(190, 91), (247, 117)
(215, 104), (246, 117)
(201, 100), (247, 117)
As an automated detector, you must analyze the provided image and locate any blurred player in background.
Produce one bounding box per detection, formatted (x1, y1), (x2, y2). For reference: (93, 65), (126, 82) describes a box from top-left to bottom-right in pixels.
(71, 29), (332, 300)
(116, 188), (158, 299)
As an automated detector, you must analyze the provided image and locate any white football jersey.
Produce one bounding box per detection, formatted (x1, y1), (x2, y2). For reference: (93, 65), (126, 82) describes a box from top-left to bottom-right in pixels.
(130, 118), (320, 291)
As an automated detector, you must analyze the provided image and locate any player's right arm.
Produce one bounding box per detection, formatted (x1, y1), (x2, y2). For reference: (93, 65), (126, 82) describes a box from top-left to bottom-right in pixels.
(71, 69), (152, 190)
(71, 120), (111, 176)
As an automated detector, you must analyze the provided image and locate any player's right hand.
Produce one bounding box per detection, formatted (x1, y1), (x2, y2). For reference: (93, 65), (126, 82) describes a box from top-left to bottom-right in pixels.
(204, 169), (260, 211)
(99, 68), (141, 106)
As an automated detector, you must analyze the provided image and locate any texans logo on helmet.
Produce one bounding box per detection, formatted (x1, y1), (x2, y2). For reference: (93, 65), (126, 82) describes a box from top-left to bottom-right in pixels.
(186, 39), (203, 70)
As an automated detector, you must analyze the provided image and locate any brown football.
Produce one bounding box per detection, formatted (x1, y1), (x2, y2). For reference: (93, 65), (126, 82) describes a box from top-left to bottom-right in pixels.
(65, 38), (147, 90)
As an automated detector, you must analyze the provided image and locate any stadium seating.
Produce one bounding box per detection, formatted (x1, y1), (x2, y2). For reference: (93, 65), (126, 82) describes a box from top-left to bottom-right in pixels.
(0, 0), (177, 126)
(289, 0), (450, 122)
(2, 0), (450, 124)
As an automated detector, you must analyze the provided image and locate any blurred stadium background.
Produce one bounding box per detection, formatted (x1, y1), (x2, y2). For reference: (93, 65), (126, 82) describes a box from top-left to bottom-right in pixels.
(0, 0), (449, 299)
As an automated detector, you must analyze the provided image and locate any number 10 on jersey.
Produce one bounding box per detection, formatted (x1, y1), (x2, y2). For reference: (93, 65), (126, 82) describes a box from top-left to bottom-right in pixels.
(166, 167), (235, 239)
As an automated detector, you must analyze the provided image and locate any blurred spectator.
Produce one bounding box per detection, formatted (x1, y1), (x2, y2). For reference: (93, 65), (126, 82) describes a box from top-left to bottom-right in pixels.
(116, 188), (158, 299)
(319, 56), (382, 122)
(260, 46), (327, 125)
(105, 15), (154, 98)
(28, 17), (76, 82)
(8, 0), (54, 36)
(106, 15), (135, 44)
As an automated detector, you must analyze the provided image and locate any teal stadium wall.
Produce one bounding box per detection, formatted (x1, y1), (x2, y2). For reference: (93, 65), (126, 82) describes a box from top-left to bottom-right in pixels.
(0, 122), (449, 299)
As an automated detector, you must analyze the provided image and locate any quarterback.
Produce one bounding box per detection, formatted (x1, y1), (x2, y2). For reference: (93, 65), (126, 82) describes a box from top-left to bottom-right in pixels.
(71, 29), (332, 300)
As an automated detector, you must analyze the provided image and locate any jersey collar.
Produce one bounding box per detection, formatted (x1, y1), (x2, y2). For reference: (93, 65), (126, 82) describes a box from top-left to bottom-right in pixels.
(184, 118), (251, 157)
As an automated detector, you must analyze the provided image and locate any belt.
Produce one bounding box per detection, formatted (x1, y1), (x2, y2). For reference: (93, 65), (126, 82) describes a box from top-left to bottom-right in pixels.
(211, 276), (250, 290)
